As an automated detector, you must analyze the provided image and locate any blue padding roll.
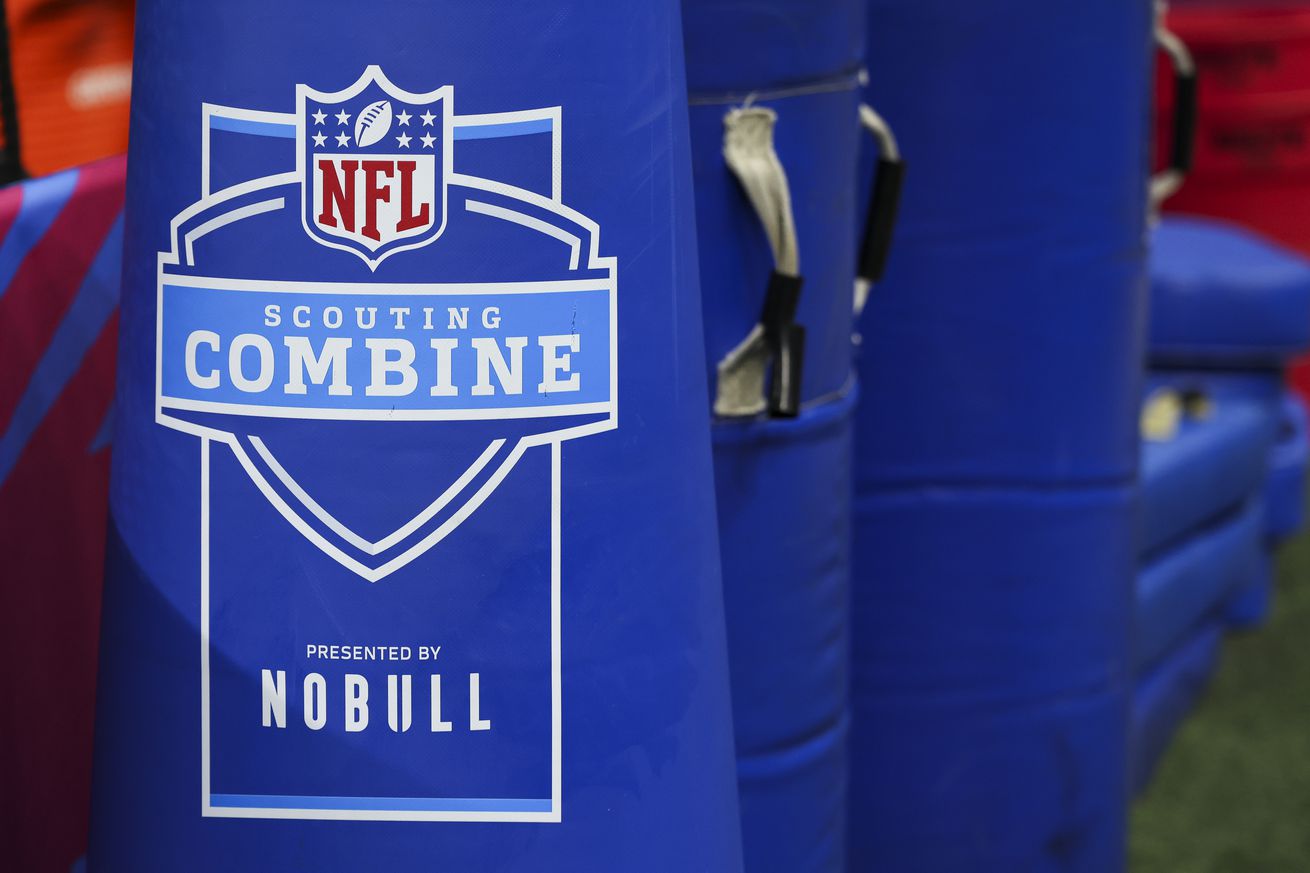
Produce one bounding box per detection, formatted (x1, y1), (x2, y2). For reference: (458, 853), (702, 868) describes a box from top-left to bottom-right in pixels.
(713, 392), (854, 873)
(1136, 499), (1264, 672)
(1150, 217), (1310, 367)
(1266, 392), (1308, 543)
(857, 0), (1152, 486)
(849, 486), (1134, 871)
(682, 0), (864, 94)
(689, 86), (861, 407)
(90, 3), (746, 870)
(1140, 396), (1276, 558)
(1129, 622), (1223, 795)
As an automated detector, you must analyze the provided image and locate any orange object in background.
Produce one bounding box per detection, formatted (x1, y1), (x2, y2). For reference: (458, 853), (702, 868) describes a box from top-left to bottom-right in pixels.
(5, 0), (132, 178)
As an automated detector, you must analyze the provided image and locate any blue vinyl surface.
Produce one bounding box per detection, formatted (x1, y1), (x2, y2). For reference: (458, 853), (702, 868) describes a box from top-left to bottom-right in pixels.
(1129, 622), (1223, 795)
(683, 5), (864, 869)
(682, 0), (864, 94)
(1139, 396), (1276, 558)
(850, 485), (1135, 872)
(1266, 392), (1309, 543)
(89, 3), (746, 870)
(849, 2), (1150, 870)
(855, 0), (1152, 488)
(1136, 499), (1264, 673)
(713, 392), (855, 873)
(1150, 217), (1310, 367)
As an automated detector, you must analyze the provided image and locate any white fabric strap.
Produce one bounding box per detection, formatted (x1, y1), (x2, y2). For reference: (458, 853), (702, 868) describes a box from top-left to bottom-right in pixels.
(715, 106), (801, 417)
(723, 107), (799, 275)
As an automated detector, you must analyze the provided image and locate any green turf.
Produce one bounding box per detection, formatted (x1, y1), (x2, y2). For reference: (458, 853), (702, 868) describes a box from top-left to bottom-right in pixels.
(1129, 528), (1310, 872)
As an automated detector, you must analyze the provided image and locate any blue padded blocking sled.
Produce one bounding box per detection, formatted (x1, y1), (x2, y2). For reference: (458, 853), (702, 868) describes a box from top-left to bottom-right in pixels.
(1135, 498), (1264, 673)
(1129, 621), (1224, 794)
(1145, 371), (1300, 546)
(90, 3), (748, 871)
(683, 4), (864, 868)
(857, 0), (1152, 488)
(1139, 395), (1277, 558)
(1149, 216), (1310, 368)
(1266, 391), (1309, 543)
(849, 485), (1135, 873)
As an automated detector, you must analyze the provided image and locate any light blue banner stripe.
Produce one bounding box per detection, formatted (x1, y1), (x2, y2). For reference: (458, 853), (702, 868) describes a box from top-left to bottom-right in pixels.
(208, 115), (552, 141)
(0, 169), (79, 301)
(210, 116), (297, 138)
(210, 794), (552, 813)
(454, 119), (553, 140)
(0, 214), (123, 489)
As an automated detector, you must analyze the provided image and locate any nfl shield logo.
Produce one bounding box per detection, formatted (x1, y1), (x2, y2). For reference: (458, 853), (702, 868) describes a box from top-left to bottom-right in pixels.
(297, 66), (451, 268)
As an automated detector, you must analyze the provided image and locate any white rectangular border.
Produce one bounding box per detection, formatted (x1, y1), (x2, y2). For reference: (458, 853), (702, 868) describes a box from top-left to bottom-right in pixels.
(199, 436), (564, 822)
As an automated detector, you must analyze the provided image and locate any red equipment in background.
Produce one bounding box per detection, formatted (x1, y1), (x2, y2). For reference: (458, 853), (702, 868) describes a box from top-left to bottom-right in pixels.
(0, 155), (124, 873)
(1158, 2), (1310, 401)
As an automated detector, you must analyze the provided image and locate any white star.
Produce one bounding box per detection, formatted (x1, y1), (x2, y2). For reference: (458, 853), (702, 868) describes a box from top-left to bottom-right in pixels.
(420, 110), (436, 126)
(420, 133), (436, 149)
(312, 132), (327, 147)
(396, 110), (412, 126)
(312, 109), (326, 125)
(396, 133), (412, 148)
(336, 132), (350, 147)
(335, 109), (350, 125)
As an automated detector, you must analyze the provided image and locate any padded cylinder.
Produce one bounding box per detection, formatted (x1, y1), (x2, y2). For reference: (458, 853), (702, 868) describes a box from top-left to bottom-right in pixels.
(857, 0), (1153, 487)
(682, 0), (864, 94)
(850, 486), (1135, 872)
(683, 6), (863, 870)
(90, 3), (745, 871)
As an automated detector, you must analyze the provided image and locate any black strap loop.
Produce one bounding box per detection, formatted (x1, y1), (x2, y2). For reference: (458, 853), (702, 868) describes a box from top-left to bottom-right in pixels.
(859, 156), (905, 284)
(1170, 68), (1198, 176)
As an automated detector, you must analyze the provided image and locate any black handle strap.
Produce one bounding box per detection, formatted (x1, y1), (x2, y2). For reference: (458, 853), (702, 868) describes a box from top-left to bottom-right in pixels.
(1170, 64), (1198, 176)
(759, 270), (804, 417)
(859, 156), (905, 285)
(855, 104), (904, 314)
(1152, 4), (1196, 204)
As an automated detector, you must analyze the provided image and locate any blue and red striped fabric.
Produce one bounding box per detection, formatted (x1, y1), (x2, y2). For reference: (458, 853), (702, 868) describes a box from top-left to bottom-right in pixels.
(0, 155), (124, 873)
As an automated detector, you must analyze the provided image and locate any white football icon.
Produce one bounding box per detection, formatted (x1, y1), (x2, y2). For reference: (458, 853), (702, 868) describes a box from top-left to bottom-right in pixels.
(354, 100), (393, 148)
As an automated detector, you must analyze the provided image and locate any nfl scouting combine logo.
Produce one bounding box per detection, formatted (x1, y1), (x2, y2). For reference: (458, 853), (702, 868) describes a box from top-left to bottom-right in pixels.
(155, 67), (616, 822)
(299, 72), (451, 266)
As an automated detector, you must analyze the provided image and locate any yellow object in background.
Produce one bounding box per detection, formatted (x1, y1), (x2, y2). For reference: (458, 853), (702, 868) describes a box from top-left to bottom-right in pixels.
(1142, 389), (1184, 442)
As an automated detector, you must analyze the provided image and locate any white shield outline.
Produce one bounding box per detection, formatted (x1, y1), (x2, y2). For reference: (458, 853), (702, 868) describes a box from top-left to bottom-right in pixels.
(297, 65), (454, 270)
(154, 80), (616, 822)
